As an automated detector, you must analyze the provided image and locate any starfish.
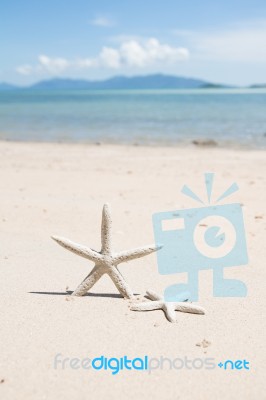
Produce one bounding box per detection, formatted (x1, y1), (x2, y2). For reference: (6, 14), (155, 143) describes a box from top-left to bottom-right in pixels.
(51, 204), (161, 299)
(130, 290), (206, 322)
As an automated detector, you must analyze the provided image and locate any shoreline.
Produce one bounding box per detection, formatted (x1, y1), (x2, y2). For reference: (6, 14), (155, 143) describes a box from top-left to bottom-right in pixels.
(1, 137), (266, 151)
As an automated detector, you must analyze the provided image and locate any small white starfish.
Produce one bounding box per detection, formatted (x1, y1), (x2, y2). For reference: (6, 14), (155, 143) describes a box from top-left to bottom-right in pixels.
(52, 204), (161, 299)
(130, 290), (206, 322)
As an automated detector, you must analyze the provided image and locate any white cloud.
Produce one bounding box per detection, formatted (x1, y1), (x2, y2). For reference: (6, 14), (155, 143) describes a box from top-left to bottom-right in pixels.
(120, 40), (148, 67)
(75, 58), (98, 68)
(38, 55), (69, 73)
(90, 16), (114, 27)
(16, 37), (189, 76)
(119, 38), (189, 67)
(99, 47), (121, 68)
(15, 64), (33, 75)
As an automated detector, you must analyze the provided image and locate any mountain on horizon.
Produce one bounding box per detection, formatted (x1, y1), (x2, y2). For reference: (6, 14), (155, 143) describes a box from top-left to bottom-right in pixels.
(30, 74), (212, 90)
(0, 74), (228, 90)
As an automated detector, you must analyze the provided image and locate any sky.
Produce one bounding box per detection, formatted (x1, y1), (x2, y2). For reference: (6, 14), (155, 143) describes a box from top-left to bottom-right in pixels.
(1, 0), (266, 86)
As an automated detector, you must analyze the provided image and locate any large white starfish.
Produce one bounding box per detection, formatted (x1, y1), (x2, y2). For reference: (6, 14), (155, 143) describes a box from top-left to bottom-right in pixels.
(130, 290), (206, 322)
(52, 204), (161, 299)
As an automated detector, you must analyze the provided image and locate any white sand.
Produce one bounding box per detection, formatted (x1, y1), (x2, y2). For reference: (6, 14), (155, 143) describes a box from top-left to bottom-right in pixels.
(0, 141), (265, 399)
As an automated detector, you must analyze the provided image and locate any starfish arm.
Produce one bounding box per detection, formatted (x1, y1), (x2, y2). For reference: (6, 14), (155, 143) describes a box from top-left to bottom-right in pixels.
(101, 203), (112, 255)
(145, 290), (163, 301)
(51, 236), (103, 263)
(108, 266), (134, 299)
(72, 264), (105, 296)
(164, 304), (177, 323)
(130, 301), (162, 311)
(174, 302), (205, 314)
(113, 244), (162, 264)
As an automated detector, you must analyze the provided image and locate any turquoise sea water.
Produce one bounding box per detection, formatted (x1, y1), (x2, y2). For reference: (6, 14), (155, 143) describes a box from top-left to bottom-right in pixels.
(0, 89), (266, 147)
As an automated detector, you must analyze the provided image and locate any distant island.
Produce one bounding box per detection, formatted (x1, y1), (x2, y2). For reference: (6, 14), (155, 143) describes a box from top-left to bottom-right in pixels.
(249, 84), (266, 89)
(0, 74), (264, 91)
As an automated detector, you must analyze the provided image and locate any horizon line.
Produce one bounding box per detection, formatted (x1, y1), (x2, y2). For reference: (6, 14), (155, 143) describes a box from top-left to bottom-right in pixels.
(0, 73), (265, 89)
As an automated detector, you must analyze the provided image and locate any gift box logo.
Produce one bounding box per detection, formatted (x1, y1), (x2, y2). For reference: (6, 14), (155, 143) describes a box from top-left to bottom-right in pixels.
(152, 173), (248, 301)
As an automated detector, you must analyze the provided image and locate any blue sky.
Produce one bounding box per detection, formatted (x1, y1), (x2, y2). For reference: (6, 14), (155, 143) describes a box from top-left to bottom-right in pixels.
(1, 0), (266, 85)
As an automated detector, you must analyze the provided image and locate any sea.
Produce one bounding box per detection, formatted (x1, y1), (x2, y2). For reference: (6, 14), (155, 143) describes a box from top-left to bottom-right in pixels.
(0, 88), (266, 148)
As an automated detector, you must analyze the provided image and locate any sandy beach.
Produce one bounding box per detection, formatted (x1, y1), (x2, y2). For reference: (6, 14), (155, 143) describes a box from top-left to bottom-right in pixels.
(0, 141), (265, 399)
